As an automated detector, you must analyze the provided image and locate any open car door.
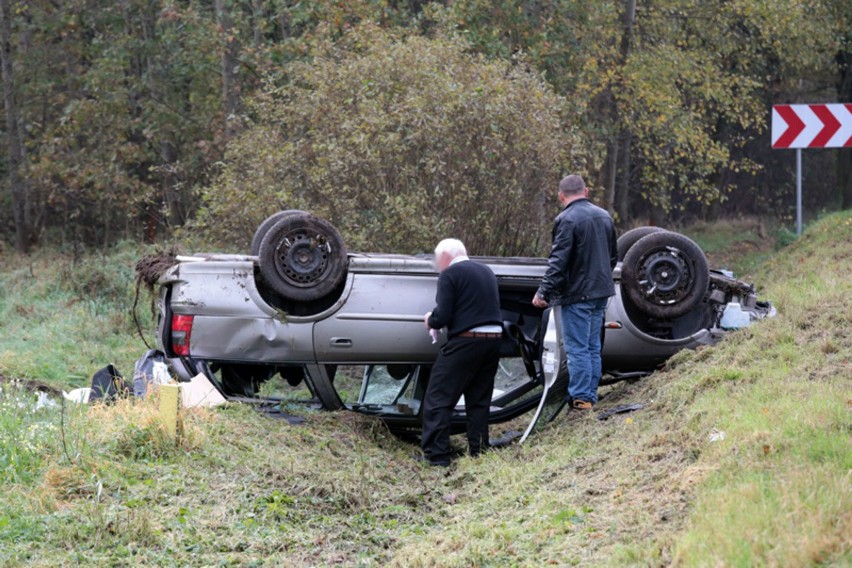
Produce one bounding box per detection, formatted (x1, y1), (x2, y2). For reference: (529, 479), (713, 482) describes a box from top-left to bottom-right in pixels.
(520, 307), (569, 443)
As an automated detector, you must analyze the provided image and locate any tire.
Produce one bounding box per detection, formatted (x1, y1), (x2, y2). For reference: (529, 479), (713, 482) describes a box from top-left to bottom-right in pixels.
(251, 210), (307, 256)
(257, 212), (348, 302)
(617, 226), (668, 261)
(621, 231), (710, 320)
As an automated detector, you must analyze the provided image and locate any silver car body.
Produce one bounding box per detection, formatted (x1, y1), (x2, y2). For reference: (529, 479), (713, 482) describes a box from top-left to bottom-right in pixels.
(155, 252), (772, 437)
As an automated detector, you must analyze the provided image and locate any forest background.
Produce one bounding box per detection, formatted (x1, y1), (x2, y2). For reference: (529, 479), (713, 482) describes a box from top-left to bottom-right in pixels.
(1, 0), (850, 256)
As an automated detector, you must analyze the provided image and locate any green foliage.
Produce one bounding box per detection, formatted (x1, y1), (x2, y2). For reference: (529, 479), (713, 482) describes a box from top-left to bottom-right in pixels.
(439, 0), (847, 216)
(1, 0), (850, 250)
(196, 24), (575, 255)
(616, 0), (839, 212)
(775, 226), (799, 248)
(24, 0), (224, 242)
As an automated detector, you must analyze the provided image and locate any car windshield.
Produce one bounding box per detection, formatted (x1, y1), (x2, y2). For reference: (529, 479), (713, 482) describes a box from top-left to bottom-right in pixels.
(356, 357), (535, 414)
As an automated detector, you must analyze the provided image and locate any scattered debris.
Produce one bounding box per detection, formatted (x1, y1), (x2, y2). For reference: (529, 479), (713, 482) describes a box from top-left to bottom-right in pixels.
(0, 374), (62, 397)
(89, 364), (128, 403)
(133, 247), (180, 347)
(597, 403), (645, 421)
(708, 428), (726, 442)
(132, 350), (173, 397)
(254, 403), (305, 424)
(134, 247), (180, 296)
(63, 388), (92, 404)
(58, 365), (129, 406)
(181, 373), (227, 408)
(489, 429), (522, 448)
(35, 391), (58, 410)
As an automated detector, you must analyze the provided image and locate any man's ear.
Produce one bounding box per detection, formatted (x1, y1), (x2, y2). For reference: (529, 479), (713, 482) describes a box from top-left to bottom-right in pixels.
(584, 187), (590, 198)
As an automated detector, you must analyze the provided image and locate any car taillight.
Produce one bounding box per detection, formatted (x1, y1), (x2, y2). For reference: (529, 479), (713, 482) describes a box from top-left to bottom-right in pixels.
(171, 314), (194, 356)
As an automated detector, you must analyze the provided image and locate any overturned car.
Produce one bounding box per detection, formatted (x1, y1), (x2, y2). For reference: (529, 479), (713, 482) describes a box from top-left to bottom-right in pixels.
(155, 211), (774, 440)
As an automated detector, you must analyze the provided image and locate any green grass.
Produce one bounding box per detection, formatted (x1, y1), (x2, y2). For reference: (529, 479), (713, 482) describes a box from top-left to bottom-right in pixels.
(0, 242), (147, 387)
(675, 216), (779, 279)
(663, 212), (852, 566)
(1, 213), (850, 566)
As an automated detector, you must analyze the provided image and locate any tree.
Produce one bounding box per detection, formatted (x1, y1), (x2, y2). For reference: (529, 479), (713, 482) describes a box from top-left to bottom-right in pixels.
(195, 24), (576, 255)
(0, 0), (848, 250)
(215, 0), (241, 140)
(21, 0), (225, 245)
(0, 0), (31, 252)
(435, 0), (845, 223)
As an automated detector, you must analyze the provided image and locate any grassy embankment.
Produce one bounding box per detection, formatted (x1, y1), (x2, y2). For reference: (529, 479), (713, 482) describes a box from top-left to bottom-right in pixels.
(0, 214), (849, 566)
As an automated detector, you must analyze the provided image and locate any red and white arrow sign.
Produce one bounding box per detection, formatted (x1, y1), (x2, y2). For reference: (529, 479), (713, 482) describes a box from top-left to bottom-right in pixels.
(771, 104), (852, 149)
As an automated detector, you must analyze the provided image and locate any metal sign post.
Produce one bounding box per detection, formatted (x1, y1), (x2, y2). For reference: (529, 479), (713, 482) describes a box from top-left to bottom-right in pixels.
(771, 103), (852, 236)
(796, 148), (802, 236)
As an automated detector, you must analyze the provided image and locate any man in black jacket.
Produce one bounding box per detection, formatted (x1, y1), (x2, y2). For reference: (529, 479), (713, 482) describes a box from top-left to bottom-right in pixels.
(422, 238), (503, 466)
(533, 175), (618, 410)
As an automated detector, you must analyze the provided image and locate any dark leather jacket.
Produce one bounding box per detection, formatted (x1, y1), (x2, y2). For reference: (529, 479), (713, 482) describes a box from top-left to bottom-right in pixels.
(536, 198), (618, 306)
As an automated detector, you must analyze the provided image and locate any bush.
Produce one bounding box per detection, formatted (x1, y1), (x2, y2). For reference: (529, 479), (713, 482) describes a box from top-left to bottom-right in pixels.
(194, 24), (579, 256)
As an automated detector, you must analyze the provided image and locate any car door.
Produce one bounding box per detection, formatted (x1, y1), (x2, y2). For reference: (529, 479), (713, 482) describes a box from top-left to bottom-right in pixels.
(520, 307), (569, 443)
(312, 271), (440, 364)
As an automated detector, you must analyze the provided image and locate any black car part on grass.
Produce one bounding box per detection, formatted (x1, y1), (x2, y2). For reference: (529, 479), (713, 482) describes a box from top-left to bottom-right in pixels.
(89, 364), (128, 403)
(597, 403), (644, 421)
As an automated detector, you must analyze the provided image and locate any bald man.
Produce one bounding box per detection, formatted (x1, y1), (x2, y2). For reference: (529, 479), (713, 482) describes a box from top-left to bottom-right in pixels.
(421, 239), (503, 467)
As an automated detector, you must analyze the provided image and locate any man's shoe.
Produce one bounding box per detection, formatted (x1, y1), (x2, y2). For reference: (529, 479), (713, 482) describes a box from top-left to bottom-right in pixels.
(413, 454), (450, 468)
(572, 399), (593, 411)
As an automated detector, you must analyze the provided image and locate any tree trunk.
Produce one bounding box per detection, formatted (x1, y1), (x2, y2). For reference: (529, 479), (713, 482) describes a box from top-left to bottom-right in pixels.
(0, 0), (31, 252)
(649, 203), (667, 227)
(160, 140), (183, 227)
(252, 0), (263, 48)
(614, 0), (636, 223)
(601, 138), (618, 214)
(602, 0), (637, 222)
(615, 134), (632, 222)
(216, 0), (240, 140)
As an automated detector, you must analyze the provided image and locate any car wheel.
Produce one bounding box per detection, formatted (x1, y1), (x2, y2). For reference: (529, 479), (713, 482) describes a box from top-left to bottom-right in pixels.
(257, 212), (348, 302)
(621, 231), (710, 320)
(250, 210), (308, 256)
(617, 226), (668, 261)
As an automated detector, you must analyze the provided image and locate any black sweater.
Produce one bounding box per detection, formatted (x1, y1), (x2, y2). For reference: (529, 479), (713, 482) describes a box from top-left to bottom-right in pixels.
(427, 260), (502, 338)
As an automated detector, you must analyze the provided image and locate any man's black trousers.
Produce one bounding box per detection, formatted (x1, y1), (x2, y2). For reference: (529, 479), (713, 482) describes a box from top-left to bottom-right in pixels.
(421, 337), (501, 464)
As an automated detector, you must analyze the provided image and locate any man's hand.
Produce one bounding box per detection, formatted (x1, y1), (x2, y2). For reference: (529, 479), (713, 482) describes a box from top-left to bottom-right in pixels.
(424, 311), (433, 329)
(532, 294), (548, 308)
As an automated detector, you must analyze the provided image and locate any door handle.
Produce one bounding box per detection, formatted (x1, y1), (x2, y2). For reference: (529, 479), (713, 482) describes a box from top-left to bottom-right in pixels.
(330, 337), (353, 348)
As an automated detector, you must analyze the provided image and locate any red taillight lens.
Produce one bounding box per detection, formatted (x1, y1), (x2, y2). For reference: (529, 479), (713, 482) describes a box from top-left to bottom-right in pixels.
(171, 314), (194, 356)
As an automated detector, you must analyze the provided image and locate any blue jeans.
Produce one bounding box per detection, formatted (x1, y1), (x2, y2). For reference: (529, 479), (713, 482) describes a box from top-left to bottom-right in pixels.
(561, 297), (609, 403)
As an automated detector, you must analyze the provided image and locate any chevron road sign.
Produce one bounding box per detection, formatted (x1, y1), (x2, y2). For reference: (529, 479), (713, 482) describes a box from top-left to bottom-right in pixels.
(771, 103), (852, 235)
(772, 104), (852, 149)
